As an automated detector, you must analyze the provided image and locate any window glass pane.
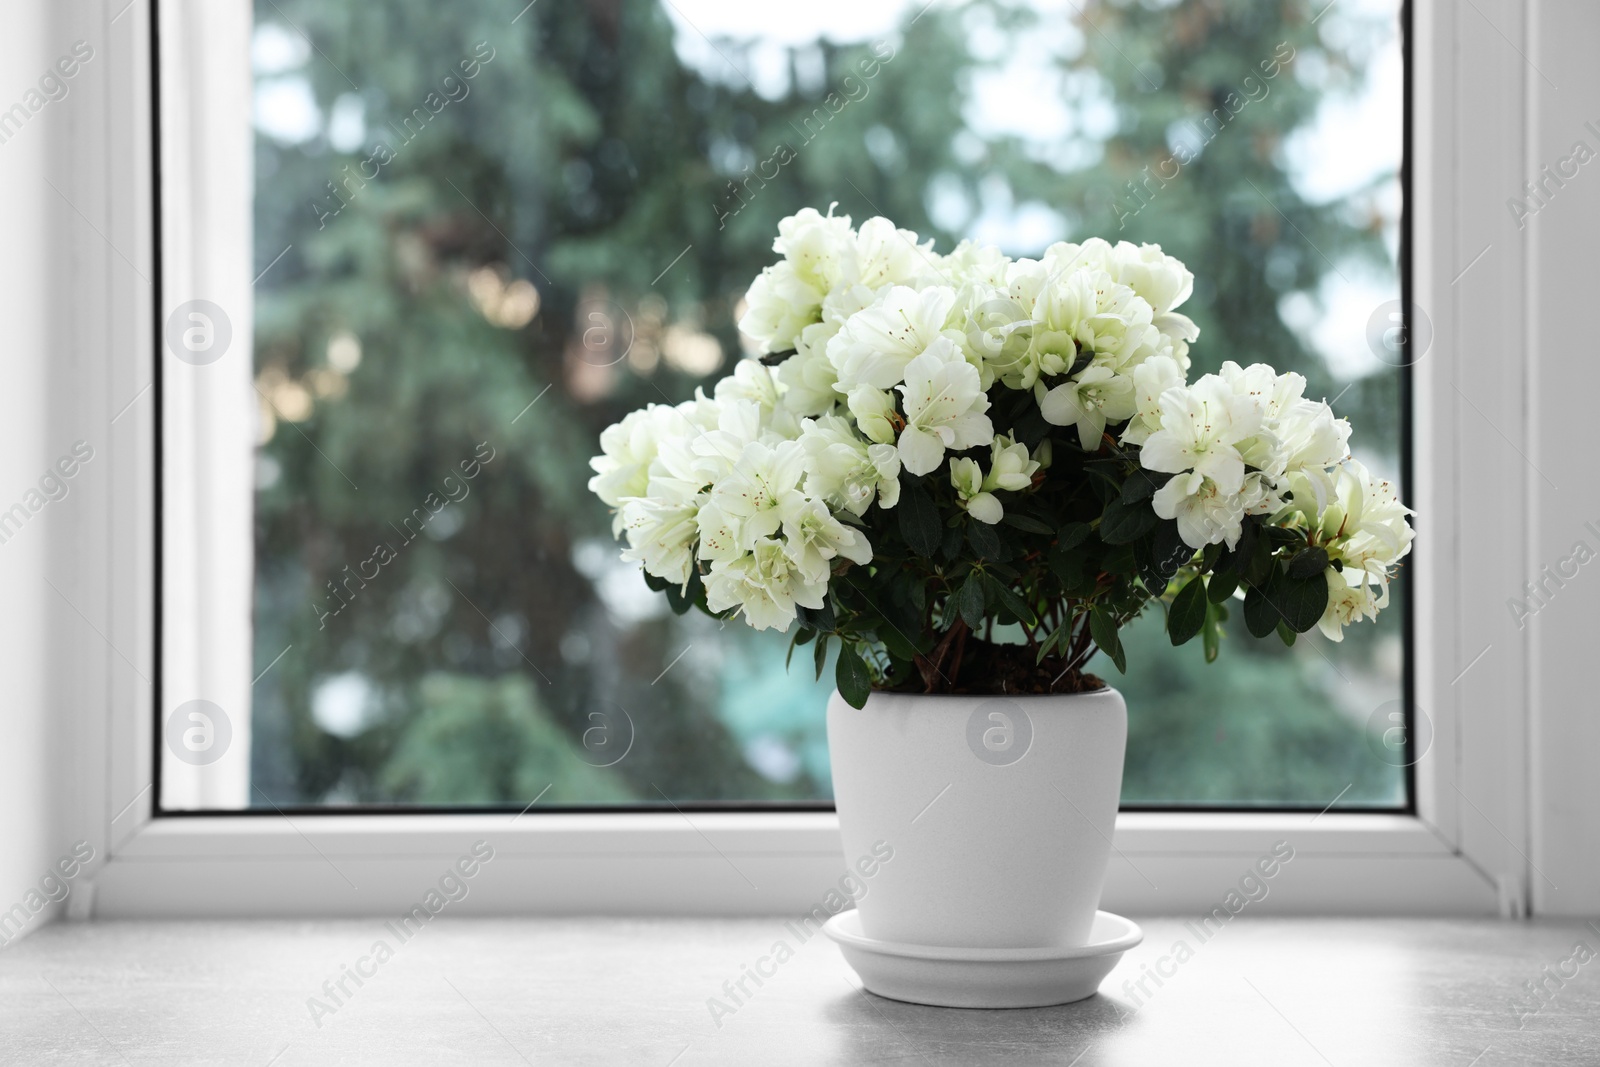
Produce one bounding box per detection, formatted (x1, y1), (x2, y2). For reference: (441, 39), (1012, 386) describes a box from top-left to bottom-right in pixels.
(243, 0), (1406, 808)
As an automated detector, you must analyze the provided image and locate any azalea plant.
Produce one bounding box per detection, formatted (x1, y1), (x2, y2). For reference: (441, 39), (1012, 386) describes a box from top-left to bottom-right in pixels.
(589, 208), (1413, 708)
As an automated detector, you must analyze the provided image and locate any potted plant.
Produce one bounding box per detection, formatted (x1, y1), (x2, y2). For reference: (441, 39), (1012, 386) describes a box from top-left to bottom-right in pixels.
(589, 208), (1413, 1005)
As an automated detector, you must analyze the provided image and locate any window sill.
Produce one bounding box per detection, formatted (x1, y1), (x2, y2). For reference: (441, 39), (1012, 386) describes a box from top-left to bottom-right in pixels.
(93, 810), (1495, 919)
(8, 915), (1587, 1063)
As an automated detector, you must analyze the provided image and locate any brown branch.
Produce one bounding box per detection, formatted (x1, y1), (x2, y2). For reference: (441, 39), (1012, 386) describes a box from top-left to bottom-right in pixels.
(915, 615), (970, 694)
(948, 620), (970, 690)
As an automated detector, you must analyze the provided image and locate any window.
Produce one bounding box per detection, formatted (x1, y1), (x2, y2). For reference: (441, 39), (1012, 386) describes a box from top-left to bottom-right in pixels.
(158, 0), (1411, 813)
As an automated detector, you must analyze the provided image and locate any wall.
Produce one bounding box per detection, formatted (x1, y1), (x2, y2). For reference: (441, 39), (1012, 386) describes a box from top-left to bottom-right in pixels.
(1529, 0), (1600, 915)
(0, 2), (74, 947)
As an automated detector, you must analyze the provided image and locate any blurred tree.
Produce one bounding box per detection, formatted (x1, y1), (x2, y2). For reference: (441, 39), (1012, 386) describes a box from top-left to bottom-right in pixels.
(247, 0), (1406, 809)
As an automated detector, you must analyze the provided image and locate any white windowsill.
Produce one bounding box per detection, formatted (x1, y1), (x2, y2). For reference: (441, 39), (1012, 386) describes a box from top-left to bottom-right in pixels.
(88, 810), (1491, 919)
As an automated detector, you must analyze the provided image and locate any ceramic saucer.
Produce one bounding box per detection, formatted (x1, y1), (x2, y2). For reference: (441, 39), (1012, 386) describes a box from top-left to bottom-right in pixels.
(823, 909), (1142, 1009)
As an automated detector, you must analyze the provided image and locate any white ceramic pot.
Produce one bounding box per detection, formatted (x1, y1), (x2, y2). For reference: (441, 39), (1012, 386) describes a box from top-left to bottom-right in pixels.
(827, 687), (1126, 950)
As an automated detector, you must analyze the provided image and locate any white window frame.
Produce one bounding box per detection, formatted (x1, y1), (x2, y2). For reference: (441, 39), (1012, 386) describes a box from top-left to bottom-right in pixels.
(59, 0), (1595, 919)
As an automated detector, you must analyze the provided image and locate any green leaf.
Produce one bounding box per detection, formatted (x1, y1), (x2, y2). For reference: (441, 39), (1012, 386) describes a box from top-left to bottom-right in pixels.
(1099, 498), (1161, 544)
(1243, 565), (1330, 637)
(967, 519), (1004, 560)
(1036, 625), (1065, 665)
(882, 586), (929, 654)
(1002, 512), (1055, 535)
(940, 520), (965, 561)
(1102, 542), (1137, 575)
(1244, 533), (1275, 588)
(1276, 620), (1298, 646)
(1120, 469), (1170, 504)
(1049, 545), (1084, 589)
(797, 598), (835, 632)
(664, 570), (704, 615)
(959, 570), (987, 630)
(1242, 577), (1280, 638)
(1083, 459), (1125, 492)
(1202, 600), (1223, 663)
(985, 575), (1035, 626)
(1151, 520), (1192, 576)
(1057, 522), (1093, 551)
(1207, 569), (1239, 603)
(1011, 406), (1052, 449)
(813, 632), (832, 682)
(1138, 521), (1190, 594)
(907, 577), (927, 617)
(835, 645), (872, 709)
(876, 621), (919, 663)
(1265, 524), (1303, 547)
(897, 481), (942, 557)
(1220, 517), (1258, 575)
(985, 560), (1021, 582)
(1275, 569), (1331, 633)
(1167, 576), (1208, 646)
(785, 628), (815, 671)
(1089, 607), (1126, 674)
(1288, 546), (1330, 580)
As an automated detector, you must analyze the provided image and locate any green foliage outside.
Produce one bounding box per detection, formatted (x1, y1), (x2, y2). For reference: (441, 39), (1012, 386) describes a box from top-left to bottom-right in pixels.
(248, 0), (1405, 809)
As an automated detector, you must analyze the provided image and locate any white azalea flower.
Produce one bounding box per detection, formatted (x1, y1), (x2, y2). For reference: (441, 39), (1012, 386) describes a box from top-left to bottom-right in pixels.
(782, 497), (873, 584)
(1076, 280), (1161, 371)
(951, 457), (1003, 524)
(1141, 375), (1260, 495)
(798, 415), (902, 516)
(714, 357), (781, 409)
(709, 439), (808, 545)
(694, 499), (744, 565)
(773, 205), (857, 294)
(1038, 364), (1138, 449)
(713, 358), (800, 438)
(678, 387), (724, 430)
(738, 262), (823, 355)
(1041, 239), (1199, 369)
(853, 216), (934, 289)
(704, 538), (826, 632)
(958, 285), (1036, 389)
(950, 434), (1041, 525)
(1316, 460), (1416, 577)
(684, 398), (764, 480)
(1141, 374), (1269, 549)
(943, 239), (1013, 289)
(828, 285), (961, 390)
(1034, 269), (1098, 334)
(778, 284), (876, 416)
(846, 385), (900, 446)
(1107, 240), (1194, 316)
(1152, 311), (1199, 371)
(1274, 401), (1351, 512)
(1152, 471), (1249, 551)
(1042, 237), (1115, 279)
(774, 345), (840, 419)
(1316, 566), (1383, 642)
(1121, 354), (1185, 446)
(1004, 257), (1050, 312)
(737, 207), (857, 354)
(619, 497), (700, 585)
(984, 433), (1041, 492)
(1017, 328), (1077, 391)
(587, 404), (690, 518)
(895, 337), (994, 476)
